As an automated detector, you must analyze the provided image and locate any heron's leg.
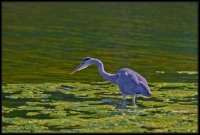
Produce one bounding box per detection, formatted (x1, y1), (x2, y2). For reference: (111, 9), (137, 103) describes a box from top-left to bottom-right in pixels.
(120, 94), (126, 107)
(132, 95), (137, 108)
(122, 94), (126, 101)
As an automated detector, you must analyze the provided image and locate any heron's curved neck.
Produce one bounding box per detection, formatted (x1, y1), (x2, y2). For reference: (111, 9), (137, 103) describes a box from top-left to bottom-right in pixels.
(91, 59), (116, 83)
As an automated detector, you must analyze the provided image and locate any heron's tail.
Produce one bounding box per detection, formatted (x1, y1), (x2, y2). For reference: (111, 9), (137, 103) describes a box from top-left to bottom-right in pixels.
(139, 82), (151, 97)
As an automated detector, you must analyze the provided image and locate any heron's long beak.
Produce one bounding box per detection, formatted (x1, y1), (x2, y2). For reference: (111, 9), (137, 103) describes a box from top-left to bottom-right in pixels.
(70, 63), (86, 74)
(70, 64), (82, 74)
(70, 63), (90, 75)
(70, 70), (76, 74)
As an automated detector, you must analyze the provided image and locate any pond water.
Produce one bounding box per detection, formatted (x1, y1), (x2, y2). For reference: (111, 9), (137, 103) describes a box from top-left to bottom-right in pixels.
(2, 2), (198, 133)
(2, 2), (198, 85)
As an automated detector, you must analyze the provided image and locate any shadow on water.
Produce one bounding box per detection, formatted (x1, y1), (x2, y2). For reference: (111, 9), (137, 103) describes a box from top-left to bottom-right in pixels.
(2, 93), (36, 108)
(4, 110), (36, 118)
(157, 86), (186, 90)
(3, 109), (50, 119)
(48, 125), (81, 131)
(137, 97), (163, 103)
(140, 126), (162, 131)
(65, 108), (96, 116)
(89, 97), (126, 109)
(88, 81), (114, 86)
(90, 97), (152, 110)
(47, 125), (63, 131)
(56, 85), (76, 90)
(45, 91), (100, 102)
(94, 91), (120, 96)
(2, 122), (14, 127)
(169, 97), (198, 105)
(141, 95), (197, 105)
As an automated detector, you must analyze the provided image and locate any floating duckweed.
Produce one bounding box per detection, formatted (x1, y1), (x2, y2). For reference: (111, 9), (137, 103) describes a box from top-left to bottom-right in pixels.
(2, 82), (198, 133)
(177, 71), (197, 75)
(26, 112), (40, 116)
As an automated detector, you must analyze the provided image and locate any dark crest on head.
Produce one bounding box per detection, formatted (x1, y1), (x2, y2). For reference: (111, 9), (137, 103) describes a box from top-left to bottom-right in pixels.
(83, 57), (91, 62)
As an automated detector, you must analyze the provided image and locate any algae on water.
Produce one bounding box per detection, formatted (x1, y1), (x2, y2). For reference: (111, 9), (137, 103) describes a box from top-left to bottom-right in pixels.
(2, 82), (198, 133)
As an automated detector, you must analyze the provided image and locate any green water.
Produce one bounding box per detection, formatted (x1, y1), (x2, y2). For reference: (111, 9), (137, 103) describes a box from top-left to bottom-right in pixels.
(2, 2), (198, 84)
(2, 2), (198, 133)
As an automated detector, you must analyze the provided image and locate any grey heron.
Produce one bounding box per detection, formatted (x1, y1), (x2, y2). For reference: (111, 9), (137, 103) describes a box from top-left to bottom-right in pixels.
(71, 57), (151, 108)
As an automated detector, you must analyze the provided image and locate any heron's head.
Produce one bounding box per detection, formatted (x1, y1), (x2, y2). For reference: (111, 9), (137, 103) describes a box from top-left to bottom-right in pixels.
(70, 57), (93, 74)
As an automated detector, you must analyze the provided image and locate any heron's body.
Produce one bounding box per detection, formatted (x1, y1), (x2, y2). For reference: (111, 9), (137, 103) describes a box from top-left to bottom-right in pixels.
(115, 68), (150, 96)
(71, 57), (151, 108)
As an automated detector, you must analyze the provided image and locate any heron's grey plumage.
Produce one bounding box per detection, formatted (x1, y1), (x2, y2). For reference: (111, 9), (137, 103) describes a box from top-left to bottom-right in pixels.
(71, 57), (151, 108)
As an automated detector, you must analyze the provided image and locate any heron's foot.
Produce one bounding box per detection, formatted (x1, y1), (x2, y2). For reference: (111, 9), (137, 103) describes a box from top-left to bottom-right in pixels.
(119, 100), (126, 106)
(117, 100), (127, 109)
(131, 103), (138, 108)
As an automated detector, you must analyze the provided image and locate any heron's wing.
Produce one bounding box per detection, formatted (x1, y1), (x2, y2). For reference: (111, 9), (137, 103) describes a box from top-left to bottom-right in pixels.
(116, 71), (141, 95)
(135, 72), (148, 85)
(116, 70), (150, 95)
(134, 72), (151, 95)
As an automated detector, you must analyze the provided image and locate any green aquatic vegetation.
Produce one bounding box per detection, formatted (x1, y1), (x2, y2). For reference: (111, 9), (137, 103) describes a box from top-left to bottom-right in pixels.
(177, 71), (197, 75)
(2, 82), (198, 133)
